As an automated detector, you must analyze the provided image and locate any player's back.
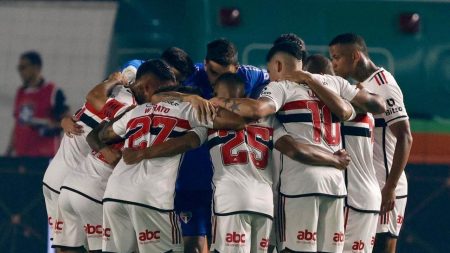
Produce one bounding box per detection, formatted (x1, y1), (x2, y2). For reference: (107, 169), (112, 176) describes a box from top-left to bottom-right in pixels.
(342, 113), (381, 212)
(43, 102), (103, 192)
(104, 101), (208, 211)
(207, 115), (283, 217)
(261, 74), (360, 196)
(263, 78), (347, 197)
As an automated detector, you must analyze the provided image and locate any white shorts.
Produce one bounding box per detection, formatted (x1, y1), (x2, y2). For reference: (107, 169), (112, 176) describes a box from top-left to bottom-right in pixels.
(211, 213), (272, 253)
(278, 195), (345, 253)
(52, 189), (103, 251)
(343, 207), (378, 253)
(102, 200), (183, 253)
(376, 197), (407, 237)
(43, 184), (60, 240)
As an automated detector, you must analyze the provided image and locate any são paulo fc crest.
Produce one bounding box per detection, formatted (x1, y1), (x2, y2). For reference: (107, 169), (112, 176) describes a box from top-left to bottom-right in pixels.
(179, 211), (192, 224)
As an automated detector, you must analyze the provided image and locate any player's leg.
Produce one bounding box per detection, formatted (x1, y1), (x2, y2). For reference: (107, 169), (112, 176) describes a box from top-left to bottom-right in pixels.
(43, 185), (61, 252)
(212, 213), (251, 253)
(129, 205), (182, 253)
(52, 189), (88, 253)
(279, 195), (319, 253)
(373, 197), (407, 253)
(75, 197), (103, 252)
(316, 196), (344, 253)
(250, 214), (272, 253)
(102, 201), (137, 253)
(343, 207), (378, 253)
(176, 190), (212, 253)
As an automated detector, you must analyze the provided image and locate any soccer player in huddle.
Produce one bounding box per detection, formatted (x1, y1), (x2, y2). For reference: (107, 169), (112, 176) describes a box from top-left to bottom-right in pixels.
(211, 40), (385, 253)
(304, 53), (385, 253)
(208, 73), (351, 253)
(52, 60), (167, 252)
(174, 38), (269, 253)
(329, 33), (413, 253)
(92, 77), (249, 252)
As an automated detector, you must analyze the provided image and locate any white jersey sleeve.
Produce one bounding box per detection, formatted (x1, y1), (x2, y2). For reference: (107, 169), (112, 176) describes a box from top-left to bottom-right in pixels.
(258, 81), (287, 112)
(272, 117), (288, 143)
(112, 109), (133, 138)
(377, 82), (408, 126)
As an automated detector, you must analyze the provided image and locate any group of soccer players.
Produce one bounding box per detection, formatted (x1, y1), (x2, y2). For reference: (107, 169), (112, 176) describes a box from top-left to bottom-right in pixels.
(42, 32), (412, 253)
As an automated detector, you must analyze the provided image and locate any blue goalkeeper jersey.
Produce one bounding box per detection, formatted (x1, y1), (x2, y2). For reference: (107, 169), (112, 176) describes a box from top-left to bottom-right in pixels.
(177, 63), (269, 191)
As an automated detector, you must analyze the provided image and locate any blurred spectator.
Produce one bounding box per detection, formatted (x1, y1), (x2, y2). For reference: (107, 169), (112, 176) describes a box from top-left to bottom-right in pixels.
(5, 51), (69, 157)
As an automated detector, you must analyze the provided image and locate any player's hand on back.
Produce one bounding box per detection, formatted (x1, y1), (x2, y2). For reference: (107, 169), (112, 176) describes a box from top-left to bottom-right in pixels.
(61, 116), (84, 138)
(332, 149), (351, 170)
(107, 72), (128, 86)
(284, 69), (314, 84)
(122, 148), (146, 165)
(184, 95), (217, 124)
(99, 147), (122, 166)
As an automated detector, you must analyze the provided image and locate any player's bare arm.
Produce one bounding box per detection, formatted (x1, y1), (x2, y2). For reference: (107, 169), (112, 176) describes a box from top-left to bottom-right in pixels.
(86, 72), (127, 111)
(151, 91), (216, 124)
(86, 121), (122, 165)
(380, 120), (413, 213)
(60, 115), (84, 138)
(122, 131), (202, 165)
(210, 97), (277, 121)
(275, 135), (351, 170)
(350, 88), (386, 114)
(287, 69), (356, 121)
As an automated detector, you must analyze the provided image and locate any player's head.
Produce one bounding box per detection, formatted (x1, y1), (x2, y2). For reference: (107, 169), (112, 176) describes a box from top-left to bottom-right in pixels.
(273, 33), (307, 62)
(132, 59), (176, 104)
(213, 73), (245, 99)
(161, 47), (195, 84)
(304, 54), (335, 75)
(18, 51), (42, 83)
(204, 38), (239, 84)
(266, 42), (303, 81)
(328, 33), (369, 79)
(155, 85), (202, 96)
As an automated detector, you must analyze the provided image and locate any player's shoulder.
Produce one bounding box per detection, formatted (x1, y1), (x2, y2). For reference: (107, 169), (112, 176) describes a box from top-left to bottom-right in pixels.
(366, 68), (398, 86)
(238, 64), (264, 72)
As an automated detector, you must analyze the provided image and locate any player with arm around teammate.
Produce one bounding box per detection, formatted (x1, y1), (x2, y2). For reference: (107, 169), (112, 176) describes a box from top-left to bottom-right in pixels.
(329, 33), (413, 253)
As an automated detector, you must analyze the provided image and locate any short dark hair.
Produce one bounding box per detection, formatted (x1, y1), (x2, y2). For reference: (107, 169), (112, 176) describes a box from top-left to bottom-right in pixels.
(329, 33), (369, 56)
(161, 47), (196, 79)
(215, 72), (245, 89)
(155, 85), (202, 96)
(304, 54), (334, 75)
(205, 38), (238, 66)
(20, 51), (42, 67)
(273, 33), (307, 62)
(136, 59), (175, 82)
(266, 42), (304, 62)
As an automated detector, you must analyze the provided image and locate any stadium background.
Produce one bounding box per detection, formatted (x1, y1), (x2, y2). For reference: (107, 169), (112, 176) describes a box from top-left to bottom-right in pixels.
(0, 0), (448, 252)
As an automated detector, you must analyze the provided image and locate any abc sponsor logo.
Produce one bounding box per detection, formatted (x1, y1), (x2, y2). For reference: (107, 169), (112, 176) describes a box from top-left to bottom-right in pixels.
(352, 240), (365, 251)
(225, 232), (246, 246)
(102, 227), (112, 241)
(259, 238), (269, 250)
(296, 230), (317, 244)
(397, 215), (404, 225)
(84, 224), (103, 238)
(138, 230), (160, 244)
(332, 232), (344, 245)
(53, 219), (64, 233)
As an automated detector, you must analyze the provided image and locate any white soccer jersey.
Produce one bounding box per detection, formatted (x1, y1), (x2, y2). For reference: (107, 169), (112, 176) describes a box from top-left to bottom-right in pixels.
(206, 116), (287, 218)
(60, 85), (135, 200)
(103, 101), (209, 211)
(361, 68), (409, 197)
(342, 113), (381, 212)
(43, 102), (104, 193)
(259, 74), (359, 196)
